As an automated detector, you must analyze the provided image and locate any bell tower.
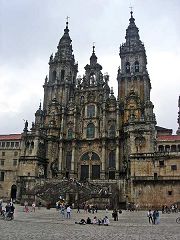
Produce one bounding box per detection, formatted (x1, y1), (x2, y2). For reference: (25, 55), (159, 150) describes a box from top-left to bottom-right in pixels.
(43, 19), (78, 112)
(118, 11), (156, 155)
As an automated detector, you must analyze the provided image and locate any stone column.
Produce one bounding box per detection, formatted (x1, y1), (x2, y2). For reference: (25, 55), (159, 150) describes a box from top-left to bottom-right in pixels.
(101, 141), (106, 179)
(115, 139), (119, 179)
(58, 142), (63, 174)
(70, 141), (75, 178)
(60, 107), (65, 139)
(102, 102), (106, 137)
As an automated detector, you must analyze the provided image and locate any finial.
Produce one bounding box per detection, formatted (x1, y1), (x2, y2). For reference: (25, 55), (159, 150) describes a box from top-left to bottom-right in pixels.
(110, 87), (114, 95)
(93, 42), (95, 53)
(129, 5), (134, 17)
(39, 100), (41, 110)
(66, 16), (70, 28)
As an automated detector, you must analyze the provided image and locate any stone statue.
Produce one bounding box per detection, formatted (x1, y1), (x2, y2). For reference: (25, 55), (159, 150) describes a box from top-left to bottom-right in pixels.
(50, 159), (58, 178)
(24, 120), (28, 132)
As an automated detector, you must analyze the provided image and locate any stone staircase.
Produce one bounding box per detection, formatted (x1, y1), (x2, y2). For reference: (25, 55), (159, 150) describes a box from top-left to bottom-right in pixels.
(26, 179), (115, 208)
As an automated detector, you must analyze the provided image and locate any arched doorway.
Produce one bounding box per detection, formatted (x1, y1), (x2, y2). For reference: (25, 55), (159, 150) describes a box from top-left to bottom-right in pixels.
(80, 152), (100, 180)
(10, 184), (17, 201)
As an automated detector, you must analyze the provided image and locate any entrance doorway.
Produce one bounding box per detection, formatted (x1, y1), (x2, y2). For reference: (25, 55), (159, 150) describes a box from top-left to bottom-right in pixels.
(80, 165), (89, 180)
(10, 184), (17, 201)
(92, 165), (100, 179)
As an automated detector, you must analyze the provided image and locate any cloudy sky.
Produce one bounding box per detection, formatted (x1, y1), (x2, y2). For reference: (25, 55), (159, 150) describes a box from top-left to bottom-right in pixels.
(0, 0), (180, 134)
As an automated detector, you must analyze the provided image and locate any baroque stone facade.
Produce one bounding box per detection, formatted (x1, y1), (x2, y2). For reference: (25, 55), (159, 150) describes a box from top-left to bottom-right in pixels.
(0, 12), (180, 208)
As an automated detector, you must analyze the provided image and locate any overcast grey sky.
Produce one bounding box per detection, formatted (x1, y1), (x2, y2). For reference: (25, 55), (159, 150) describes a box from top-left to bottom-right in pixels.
(0, 0), (180, 134)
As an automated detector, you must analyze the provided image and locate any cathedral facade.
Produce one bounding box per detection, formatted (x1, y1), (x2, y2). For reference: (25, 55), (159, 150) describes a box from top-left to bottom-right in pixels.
(0, 12), (180, 208)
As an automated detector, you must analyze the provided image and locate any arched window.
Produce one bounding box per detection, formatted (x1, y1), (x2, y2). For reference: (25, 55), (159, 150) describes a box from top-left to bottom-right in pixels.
(31, 142), (34, 149)
(81, 153), (90, 161)
(171, 145), (177, 152)
(165, 145), (170, 152)
(109, 125), (116, 138)
(67, 128), (73, 139)
(80, 96), (84, 104)
(52, 70), (56, 81)
(158, 145), (164, 152)
(87, 123), (95, 138)
(81, 152), (100, 161)
(66, 151), (72, 170)
(125, 62), (130, 73)
(135, 61), (139, 72)
(61, 70), (65, 81)
(109, 151), (116, 168)
(87, 105), (95, 117)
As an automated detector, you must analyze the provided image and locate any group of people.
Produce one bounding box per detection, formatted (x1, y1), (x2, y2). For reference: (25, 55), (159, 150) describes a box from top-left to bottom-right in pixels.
(0, 200), (15, 220)
(24, 201), (38, 212)
(56, 202), (72, 219)
(81, 203), (98, 214)
(76, 216), (110, 226)
(147, 210), (160, 224)
(162, 204), (179, 213)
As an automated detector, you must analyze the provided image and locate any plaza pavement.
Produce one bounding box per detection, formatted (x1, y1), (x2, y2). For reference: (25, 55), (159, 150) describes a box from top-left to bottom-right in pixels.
(0, 204), (179, 240)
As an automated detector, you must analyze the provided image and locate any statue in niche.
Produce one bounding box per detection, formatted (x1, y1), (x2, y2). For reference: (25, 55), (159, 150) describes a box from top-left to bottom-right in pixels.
(122, 159), (128, 173)
(50, 159), (58, 178)
(38, 166), (44, 177)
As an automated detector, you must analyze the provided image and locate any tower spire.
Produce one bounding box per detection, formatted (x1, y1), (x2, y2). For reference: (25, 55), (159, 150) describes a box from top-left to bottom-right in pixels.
(177, 96), (180, 135)
(90, 42), (97, 65)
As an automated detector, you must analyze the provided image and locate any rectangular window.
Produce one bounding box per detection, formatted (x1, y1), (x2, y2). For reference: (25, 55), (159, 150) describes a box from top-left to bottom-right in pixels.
(2, 142), (5, 148)
(0, 172), (4, 181)
(159, 160), (164, 167)
(13, 159), (18, 166)
(2, 152), (5, 156)
(11, 142), (14, 148)
(154, 173), (158, 180)
(15, 142), (19, 148)
(6, 142), (10, 148)
(87, 105), (95, 118)
(0, 160), (4, 166)
(168, 190), (172, 196)
(171, 165), (177, 171)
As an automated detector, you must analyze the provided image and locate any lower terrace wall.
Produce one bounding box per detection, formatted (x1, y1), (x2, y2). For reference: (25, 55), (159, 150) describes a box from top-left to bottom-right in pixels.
(132, 181), (180, 209)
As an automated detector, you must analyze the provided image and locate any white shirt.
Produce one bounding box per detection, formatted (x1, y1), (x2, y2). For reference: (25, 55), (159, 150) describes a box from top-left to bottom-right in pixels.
(67, 206), (71, 213)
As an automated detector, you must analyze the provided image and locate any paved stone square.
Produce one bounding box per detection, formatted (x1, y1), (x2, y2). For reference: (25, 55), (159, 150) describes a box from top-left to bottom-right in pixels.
(0, 205), (179, 240)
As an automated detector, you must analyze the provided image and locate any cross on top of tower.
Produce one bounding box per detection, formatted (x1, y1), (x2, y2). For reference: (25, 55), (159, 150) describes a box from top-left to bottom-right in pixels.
(129, 5), (134, 17)
(66, 16), (70, 28)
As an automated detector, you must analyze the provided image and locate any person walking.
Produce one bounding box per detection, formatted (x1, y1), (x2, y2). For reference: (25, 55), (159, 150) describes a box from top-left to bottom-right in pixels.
(147, 210), (153, 224)
(112, 209), (118, 221)
(77, 204), (80, 213)
(153, 210), (157, 224)
(32, 202), (36, 212)
(156, 210), (160, 224)
(66, 206), (71, 219)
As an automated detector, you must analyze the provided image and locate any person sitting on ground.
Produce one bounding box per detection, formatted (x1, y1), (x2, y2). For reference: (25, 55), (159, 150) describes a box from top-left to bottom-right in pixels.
(86, 217), (92, 224)
(93, 216), (98, 224)
(98, 218), (102, 225)
(103, 216), (110, 226)
(75, 218), (86, 225)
